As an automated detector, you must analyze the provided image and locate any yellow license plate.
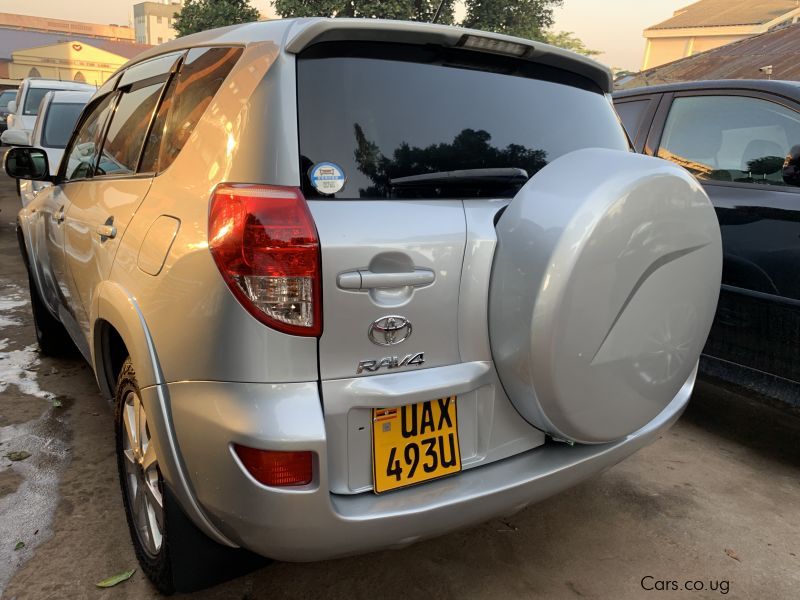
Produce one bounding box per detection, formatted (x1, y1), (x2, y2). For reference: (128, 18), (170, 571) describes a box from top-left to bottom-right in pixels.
(372, 396), (461, 494)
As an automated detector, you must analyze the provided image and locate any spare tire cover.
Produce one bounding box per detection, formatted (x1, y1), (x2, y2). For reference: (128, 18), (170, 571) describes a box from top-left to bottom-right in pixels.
(489, 148), (722, 444)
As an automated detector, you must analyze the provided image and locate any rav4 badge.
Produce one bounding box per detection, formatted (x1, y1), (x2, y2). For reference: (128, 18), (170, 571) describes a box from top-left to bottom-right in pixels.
(357, 353), (425, 375)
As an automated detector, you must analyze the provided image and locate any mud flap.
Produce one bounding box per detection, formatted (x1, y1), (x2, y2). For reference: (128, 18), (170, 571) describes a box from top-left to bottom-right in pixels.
(165, 485), (269, 592)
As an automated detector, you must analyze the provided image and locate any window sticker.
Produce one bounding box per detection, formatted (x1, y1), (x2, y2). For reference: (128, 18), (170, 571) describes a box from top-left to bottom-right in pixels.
(309, 162), (346, 195)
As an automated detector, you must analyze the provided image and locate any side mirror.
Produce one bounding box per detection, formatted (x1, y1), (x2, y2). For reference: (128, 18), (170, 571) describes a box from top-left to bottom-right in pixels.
(4, 147), (51, 181)
(7, 99), (16, 113)
(1, 128), (30, 146)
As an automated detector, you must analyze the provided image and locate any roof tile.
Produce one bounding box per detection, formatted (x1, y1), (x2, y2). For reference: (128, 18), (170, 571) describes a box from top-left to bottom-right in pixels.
(649, 0), (800, 29)
(622, 22), (800, 87)
(0, 27), (150, 61)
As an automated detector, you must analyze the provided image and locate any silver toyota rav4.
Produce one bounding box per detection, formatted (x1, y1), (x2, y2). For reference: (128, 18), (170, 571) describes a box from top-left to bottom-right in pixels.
(6, 18), (722, 594)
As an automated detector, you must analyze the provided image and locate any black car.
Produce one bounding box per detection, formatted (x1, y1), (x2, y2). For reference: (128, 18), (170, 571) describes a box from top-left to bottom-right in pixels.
(614, 80), (800, 410)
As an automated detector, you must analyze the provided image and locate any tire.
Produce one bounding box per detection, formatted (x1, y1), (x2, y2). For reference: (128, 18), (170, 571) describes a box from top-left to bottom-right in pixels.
(114, 358), (267, 594)
(27, 271), (75, 356)
(115, 358), (175, 594)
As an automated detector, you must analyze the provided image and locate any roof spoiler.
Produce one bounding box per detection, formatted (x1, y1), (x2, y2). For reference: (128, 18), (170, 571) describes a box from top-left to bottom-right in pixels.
(285, 18), (612, 93)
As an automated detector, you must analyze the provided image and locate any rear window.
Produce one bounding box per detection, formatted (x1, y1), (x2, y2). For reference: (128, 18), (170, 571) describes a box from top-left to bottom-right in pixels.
(139, 46), (243, 174)
(41, 102), (84, 148)
(297, 43), (627, 199)
(24, 87), (59, 116)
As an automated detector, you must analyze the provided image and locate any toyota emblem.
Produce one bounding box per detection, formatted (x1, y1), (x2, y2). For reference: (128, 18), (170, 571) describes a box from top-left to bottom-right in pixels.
(368, 315), (412, 346)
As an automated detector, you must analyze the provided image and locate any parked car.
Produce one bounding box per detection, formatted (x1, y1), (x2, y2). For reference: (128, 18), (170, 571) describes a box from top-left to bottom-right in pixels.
(6, 19), (722, 594)
(614, 80), (800, 409)
(19, 90), (92, 206)
(0, 88), (16, 138)
(0, 78), (95, 146)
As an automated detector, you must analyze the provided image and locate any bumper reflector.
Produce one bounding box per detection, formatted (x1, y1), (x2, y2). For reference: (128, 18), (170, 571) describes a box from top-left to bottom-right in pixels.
(234, 445), (313, 486)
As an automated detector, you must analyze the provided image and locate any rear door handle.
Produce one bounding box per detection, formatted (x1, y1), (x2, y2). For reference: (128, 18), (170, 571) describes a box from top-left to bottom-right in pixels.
(337, 268), (435, 290)
(96, 217), (117, 241)
(54, 207), (65, 224)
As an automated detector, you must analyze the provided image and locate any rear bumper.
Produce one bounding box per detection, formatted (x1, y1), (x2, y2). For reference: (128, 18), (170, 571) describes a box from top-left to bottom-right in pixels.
(162, 365), (695, 562)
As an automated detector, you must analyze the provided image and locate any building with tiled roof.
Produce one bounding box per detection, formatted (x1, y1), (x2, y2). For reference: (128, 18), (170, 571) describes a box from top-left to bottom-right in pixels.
(620, 21), (800, 89)
(7, 39), (146, 87)
(642, 0), (800, 70)
(0, 25), (150, 88)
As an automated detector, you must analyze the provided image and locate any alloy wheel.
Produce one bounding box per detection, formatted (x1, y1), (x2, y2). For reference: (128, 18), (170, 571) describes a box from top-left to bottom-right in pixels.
(121, 390), (164, 556)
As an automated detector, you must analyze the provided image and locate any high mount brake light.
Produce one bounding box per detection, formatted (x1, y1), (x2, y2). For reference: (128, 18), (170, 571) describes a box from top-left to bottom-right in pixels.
(209, 184), (322, 337)
(459, 35), (530, 58)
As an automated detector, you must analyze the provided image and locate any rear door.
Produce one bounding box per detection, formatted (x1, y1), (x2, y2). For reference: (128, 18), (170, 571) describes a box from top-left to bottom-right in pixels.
(296, 43), (631, 493)
(648, 91), (800, 384)
(61, 52), (181, 341)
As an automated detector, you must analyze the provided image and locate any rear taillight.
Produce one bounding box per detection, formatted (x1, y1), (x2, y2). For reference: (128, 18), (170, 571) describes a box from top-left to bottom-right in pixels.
(234, 445), (313, 486)
(209, 184), (322, 336)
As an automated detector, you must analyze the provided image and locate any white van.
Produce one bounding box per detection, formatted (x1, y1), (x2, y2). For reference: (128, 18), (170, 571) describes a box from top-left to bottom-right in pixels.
(19, 89), (92, 206)
(1, 78), (95, 146)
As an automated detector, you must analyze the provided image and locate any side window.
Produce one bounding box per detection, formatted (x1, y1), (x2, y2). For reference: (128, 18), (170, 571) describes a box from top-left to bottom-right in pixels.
(615, 98), (651, 144)
(62, 94), (115, 182)
(97, 82), (165, 177)
(139, 46), (243, 174)
(24, 87), (57, 116)
(139, 77), (176, 173)
(658, 95), (800, 188)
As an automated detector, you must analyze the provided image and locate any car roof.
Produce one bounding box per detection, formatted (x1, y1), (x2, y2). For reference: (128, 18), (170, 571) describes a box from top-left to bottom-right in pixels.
(120, 17), (614, 92)
(43, 90), (94, 104)
(614, 79), (800, 100)
(25, 78), (96, 91)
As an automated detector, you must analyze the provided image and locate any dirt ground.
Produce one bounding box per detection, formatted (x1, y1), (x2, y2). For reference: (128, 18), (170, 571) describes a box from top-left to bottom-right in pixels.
(0, 152), (799, 599)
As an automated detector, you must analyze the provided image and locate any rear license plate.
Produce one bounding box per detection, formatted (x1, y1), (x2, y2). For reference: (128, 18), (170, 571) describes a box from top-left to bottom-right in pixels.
(372, 396), (461, 494)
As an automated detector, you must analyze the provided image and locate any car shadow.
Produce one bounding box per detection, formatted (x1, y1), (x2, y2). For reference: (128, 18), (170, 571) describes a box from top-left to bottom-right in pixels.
(683, 378), (800, 466)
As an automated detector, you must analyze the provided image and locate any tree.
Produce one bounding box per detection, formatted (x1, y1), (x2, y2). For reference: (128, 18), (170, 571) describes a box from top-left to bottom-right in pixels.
(272, 1), (600, 61)
(174, 0), (260, 37)
(540, 30), (599, 56)
(272, 1), (455, 24)
(273, 1), (566, 41)
(461, 0), (562, 40)
(353, 124), (547, 197)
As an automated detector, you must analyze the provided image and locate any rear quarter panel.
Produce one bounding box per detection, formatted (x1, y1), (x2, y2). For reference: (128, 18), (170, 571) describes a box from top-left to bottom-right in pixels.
(108, 41), (318, 385)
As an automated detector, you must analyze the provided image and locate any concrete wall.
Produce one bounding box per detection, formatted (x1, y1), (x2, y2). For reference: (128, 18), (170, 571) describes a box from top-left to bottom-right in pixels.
(0, 12), (133, 41)
(134, 1), (181, 45)
(642, 34), (752, 69)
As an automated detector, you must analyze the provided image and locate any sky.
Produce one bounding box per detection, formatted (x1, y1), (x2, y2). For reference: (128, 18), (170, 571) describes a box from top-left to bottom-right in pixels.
(0, 0), (691, 70)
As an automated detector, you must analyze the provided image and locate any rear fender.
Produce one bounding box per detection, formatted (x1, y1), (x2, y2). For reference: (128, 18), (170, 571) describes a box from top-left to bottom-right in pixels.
(92, 280), (236, 548)
(93, 280), (163, 394)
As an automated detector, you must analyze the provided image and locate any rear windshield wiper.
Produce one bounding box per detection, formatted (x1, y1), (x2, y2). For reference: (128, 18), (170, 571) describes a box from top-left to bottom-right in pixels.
(390, 167), (529, 187)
